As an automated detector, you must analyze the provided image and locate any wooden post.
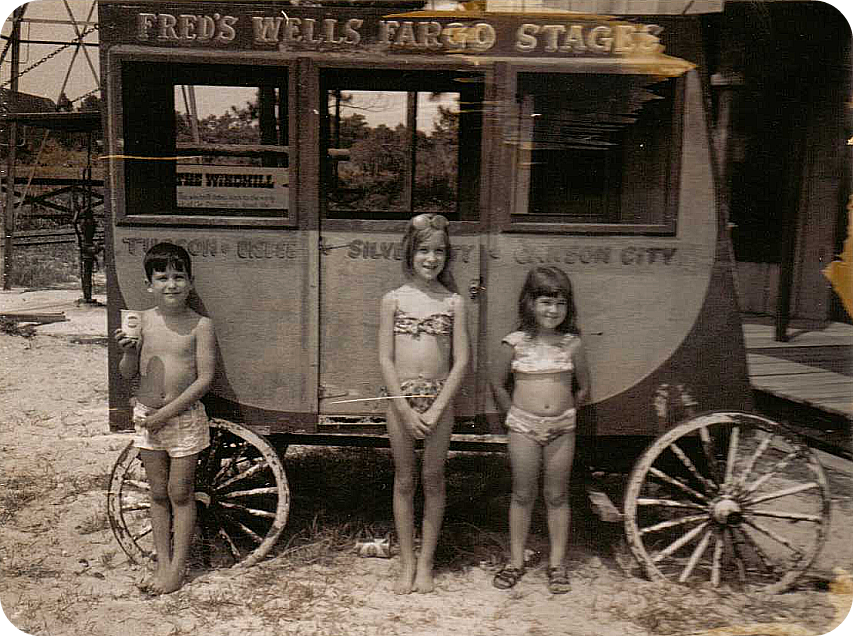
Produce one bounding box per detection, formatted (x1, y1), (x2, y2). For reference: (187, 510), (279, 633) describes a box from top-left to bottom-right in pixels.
(1, 6), (23, 290)
(404, 91), (417, 211)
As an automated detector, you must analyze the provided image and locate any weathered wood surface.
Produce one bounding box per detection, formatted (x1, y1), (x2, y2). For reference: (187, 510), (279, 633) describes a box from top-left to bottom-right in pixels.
(0, 312), (67, 324)
(743, 321), (852, 420)
(747, 352), (852, 419)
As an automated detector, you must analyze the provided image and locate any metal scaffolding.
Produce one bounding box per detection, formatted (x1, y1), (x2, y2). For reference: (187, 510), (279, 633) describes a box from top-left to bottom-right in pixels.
(0, 1), (101, 297)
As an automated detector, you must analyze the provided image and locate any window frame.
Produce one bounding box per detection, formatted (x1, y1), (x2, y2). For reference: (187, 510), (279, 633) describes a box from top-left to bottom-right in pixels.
(317, 64), (485, 225)
(500, 66), (684, 236)
(108, 48), (296, 228)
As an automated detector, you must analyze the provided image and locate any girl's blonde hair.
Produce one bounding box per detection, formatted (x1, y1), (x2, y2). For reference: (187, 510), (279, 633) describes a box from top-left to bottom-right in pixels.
(401, 214), (457, 292)
(518, 266), (578, 335)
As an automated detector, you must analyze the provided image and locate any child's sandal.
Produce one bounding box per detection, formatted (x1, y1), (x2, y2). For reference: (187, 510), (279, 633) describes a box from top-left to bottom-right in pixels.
(492, 565), (525, 590)
(546, 565), (571, 594)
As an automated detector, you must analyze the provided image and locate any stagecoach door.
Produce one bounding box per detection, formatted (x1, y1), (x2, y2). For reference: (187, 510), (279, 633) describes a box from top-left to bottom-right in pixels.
(315, 67), (484, 426)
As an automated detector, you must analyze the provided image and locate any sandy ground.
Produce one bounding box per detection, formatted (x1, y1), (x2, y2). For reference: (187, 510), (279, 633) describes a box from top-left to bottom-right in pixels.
(1, 284), (853, 636)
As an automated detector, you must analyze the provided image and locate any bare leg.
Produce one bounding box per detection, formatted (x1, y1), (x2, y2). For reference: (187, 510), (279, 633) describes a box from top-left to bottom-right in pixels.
(543, 432), (575, 568)
(414, 411), (453, 593)
(154, 453), (199, 594)
(507, 432), (542, 570)
(139, 449), (172, 592)
(386, 408), (418, 594)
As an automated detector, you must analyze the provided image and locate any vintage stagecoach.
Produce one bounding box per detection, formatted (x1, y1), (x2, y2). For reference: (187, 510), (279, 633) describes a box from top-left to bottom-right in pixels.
(100, 0), (831, 593)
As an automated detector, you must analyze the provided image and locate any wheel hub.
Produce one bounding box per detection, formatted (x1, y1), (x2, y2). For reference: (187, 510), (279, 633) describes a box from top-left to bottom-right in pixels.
(711, 497), (742, 525)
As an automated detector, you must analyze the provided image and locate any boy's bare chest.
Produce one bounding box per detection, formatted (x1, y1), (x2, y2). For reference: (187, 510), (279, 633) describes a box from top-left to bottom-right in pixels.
(142, 326), (196, 360)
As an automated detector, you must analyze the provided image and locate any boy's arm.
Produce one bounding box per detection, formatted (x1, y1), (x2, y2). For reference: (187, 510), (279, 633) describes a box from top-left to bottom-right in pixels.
(115, 329), (140, 379)
(144, 317), (216, 428)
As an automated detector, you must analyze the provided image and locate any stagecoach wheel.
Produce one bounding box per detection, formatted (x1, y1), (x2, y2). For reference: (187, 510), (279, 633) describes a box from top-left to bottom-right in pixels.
(623, 412), (830, 593)
(107, 419), (290, 569)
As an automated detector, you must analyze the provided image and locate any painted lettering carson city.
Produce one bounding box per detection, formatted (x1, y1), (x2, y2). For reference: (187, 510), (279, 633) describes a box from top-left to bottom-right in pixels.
(135, 12), (663, 55)
(514, 244), (678, 266)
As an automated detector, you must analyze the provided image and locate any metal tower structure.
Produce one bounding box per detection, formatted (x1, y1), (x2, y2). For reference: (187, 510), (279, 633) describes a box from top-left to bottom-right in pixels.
(0, 0), (101, 294)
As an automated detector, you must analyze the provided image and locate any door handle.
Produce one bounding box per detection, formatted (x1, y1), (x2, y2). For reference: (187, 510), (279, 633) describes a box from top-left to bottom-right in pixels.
(469, 278), (485, 301)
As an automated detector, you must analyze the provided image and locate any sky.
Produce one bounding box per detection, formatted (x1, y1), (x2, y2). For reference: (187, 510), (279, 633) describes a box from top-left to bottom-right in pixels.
(0, 0), (461, 128)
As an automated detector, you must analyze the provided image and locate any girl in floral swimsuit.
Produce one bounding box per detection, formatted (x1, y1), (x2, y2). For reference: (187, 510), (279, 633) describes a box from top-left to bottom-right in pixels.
(490, 266), (591, 594)
(378, 213), (470, 594)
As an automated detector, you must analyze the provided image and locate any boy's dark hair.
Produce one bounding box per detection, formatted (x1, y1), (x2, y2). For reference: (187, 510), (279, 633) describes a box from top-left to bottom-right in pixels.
(518, 266), (578, 335)
(143, 242), (192, 281)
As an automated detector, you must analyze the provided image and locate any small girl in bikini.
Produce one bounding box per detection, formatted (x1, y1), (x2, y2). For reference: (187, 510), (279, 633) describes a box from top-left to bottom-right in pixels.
(490, 266), (590, 594)
(378, 213), (470, 594)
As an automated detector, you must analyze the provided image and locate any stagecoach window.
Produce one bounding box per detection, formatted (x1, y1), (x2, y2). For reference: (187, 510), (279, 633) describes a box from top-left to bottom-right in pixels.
(120, 62), (289, 223)
(321, 69), (483, 221)
(509, 73), (679, 234)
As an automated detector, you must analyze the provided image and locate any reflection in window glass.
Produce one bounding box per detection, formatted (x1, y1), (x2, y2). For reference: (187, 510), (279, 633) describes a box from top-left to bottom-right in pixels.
(121, 61), (289, 219)
(174, 85), (281, 167)
(320, 68), (483, 222)
(511, 74), (677, 230)
(326, 90), (460, 216)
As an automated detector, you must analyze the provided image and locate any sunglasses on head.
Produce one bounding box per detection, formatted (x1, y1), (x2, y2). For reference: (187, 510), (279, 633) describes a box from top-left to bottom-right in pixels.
(411, 213), (449, 231)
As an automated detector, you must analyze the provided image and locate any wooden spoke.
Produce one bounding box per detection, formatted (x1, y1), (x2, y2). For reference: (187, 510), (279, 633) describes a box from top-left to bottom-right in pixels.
(731, 526), (782, 578)
(738, 433), (772, 487)
(679, 527), (714, 582)
(667, 442), (718, 495)
(649, 467), (709, 503)
(217, 501), (278, 519)
(225, 517), (264, 545)
(723, 425), (740, 485)
(745, 450), (800, 493)
(698, 424), (721, 485)
(746, 482), (822, 506)
(218, 527), (242, 561)
(746, 509), (824, 523)
(216, 459), (269, 491)
(652, 522), (710, 562)
(742, 519), (804, 557)
(711, 530), (724, 587)
(636, 498), (706, 512)
(640, 514), (708, 536)
(220, 486), (280, 499)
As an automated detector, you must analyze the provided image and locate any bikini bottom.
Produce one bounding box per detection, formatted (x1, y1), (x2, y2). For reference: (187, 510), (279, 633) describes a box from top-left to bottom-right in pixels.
(505, 404), (576, 446)
(399, 376), (446, 414)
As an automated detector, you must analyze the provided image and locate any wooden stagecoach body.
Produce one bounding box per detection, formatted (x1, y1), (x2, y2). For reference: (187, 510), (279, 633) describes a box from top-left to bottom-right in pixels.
(100, 0), (751, 440)
(100, 0), (830, 592)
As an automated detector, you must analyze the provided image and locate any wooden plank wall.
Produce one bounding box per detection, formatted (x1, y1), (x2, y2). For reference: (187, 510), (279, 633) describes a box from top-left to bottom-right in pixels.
(736, 262), (779, 316)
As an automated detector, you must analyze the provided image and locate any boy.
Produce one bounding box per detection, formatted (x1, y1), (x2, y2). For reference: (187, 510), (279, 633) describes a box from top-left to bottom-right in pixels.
(114, 242), (216, 595)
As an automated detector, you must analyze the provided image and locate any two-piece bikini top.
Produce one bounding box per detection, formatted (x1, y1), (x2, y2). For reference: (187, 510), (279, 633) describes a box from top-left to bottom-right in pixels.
(392, 290), (456, 338)
(502, 331), (578, 374)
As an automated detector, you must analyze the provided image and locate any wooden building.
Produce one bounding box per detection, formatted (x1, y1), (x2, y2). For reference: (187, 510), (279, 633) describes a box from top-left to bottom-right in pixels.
(526, 0), (851, 328)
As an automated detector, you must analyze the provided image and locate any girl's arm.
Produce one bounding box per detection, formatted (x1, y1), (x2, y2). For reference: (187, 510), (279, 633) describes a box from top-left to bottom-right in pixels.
(489, 342), (514, 414)
(142, 317), (216, 430)
(420, 294), (471, 429)
(573, 338), (591, 407)
(378, 291), (431, 438)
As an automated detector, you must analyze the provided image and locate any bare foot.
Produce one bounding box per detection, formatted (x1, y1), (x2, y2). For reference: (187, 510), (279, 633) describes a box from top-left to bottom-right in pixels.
(394, 561), (416, 595)
(414, 565), (434, 593)
(148, 568), (184, 595)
